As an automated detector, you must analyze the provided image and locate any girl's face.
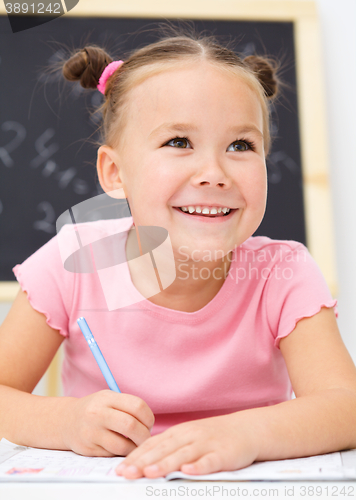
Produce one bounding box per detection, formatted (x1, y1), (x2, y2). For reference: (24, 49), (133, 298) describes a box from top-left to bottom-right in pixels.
(106, 62), (267, 261)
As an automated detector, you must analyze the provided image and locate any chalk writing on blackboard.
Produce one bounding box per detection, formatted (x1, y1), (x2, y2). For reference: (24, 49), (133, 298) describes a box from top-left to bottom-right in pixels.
(33, 201), (56, 234)
(30, 128), (59, 168)
(0, 121), (26, 168)
(0, 119), (92, 195)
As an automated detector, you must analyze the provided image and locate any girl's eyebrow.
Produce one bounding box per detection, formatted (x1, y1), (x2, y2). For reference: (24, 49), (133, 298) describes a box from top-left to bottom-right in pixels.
(149, 122), (263, 138)
(149, 123), (198, 137)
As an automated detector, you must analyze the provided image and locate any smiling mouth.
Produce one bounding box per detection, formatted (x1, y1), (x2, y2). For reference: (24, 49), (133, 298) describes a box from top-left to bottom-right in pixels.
(173, 207), (237, 218)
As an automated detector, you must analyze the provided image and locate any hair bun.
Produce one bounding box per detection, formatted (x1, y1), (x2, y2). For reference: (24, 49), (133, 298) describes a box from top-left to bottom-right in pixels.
(243, 55), (279, 98)
(62, 45), (112, 89)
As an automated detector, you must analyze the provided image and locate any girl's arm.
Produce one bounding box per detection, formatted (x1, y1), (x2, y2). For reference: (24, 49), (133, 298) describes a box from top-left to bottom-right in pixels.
(0, 289), (154, 454)
(115, 306), (356, 479)
(0, 288), (71, 448)
(254, 305), (356, 460)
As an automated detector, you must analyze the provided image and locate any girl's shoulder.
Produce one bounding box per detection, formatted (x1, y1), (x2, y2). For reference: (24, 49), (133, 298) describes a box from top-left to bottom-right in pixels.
(57, 216), (134, 239)
(239, 235), (305, 253)
(14, 217), (134, 281)
(56, 217), (134, 265)
(236, 235), (308, 264)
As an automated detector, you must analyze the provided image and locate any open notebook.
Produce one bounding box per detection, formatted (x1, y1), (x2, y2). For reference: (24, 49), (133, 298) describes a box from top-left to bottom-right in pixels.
(0, 439), (355, 482)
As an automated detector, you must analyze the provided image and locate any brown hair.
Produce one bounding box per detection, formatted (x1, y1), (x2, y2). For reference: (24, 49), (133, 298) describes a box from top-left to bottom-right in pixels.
(62, 24), (281, 156)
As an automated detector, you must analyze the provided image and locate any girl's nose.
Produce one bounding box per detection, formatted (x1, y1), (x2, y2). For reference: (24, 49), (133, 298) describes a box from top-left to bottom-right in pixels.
(192, 156), (232, 189)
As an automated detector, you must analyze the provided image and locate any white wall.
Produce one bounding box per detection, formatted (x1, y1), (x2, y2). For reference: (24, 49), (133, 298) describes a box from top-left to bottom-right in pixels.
(315, 0), (356, 361)
(1, 0), (355, 391)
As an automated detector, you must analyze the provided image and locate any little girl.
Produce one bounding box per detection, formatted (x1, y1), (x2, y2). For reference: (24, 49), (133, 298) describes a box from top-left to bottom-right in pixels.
(1, 27), (356, 481)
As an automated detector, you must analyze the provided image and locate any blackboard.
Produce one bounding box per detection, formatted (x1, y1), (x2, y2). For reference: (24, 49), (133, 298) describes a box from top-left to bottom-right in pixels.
(0, 14), (305, 281)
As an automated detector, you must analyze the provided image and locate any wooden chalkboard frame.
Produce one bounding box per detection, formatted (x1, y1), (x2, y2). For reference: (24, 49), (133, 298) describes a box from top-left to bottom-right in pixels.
(0, 0), (337, 301)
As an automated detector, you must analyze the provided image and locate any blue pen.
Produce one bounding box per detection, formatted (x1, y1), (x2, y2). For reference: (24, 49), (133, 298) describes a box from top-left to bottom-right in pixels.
(77, 317), (121, 393)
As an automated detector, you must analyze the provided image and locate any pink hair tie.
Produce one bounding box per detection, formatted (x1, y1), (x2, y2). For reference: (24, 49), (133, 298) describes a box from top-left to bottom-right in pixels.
(97, 60), (124, 94)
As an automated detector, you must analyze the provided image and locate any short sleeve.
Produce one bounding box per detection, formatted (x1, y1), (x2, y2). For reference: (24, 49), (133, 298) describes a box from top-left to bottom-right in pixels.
(12, 233), (72, 338)
(265, 242), (338, 349)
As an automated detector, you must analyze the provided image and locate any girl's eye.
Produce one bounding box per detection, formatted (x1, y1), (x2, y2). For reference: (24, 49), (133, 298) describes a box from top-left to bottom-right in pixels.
(227, 139), (255, 152)
(166, 137), (191, 148)
(164, 137), (256, 151)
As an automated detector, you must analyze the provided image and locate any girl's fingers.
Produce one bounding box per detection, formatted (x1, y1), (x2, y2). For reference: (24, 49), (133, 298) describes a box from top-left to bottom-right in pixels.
(108, 392), (155, 430)
(124, 435), (159, 460)
(121, 444), (200, 479)
(180, 451), (223, 476)
(119, 432), (171, 464)
(99, 429), (138, 457)
(105, 407), (152, 447)
(80, 443), (116, 457)
(115, 434), (186, 476)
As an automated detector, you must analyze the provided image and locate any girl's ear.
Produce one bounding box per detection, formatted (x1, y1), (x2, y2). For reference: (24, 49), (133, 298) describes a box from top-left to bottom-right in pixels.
(96, 145), (126, 195)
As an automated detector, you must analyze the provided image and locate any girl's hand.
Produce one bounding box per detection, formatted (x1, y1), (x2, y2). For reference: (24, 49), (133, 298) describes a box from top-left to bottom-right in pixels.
(115, 413), (260, 478)
(61, 390), (155, 457)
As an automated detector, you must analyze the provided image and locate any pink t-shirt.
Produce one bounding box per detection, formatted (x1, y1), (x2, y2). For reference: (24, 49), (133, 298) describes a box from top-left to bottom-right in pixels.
(13, 218), (338, 436)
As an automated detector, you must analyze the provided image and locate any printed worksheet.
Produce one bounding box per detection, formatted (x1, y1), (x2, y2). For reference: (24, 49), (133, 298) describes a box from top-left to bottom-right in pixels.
(0, 439), (355, 482)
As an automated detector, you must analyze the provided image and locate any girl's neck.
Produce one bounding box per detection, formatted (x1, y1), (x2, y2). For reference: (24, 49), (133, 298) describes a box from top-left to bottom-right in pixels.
(147, 259), (231, 312)
(125, 226), (232, 312)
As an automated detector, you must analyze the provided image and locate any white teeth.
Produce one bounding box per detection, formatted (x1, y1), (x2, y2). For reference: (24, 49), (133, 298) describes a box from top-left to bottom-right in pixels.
(179, 206), (231, 215)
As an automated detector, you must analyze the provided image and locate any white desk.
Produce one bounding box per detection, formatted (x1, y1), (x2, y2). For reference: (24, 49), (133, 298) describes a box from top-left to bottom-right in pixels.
(1, 481), (356, 500)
